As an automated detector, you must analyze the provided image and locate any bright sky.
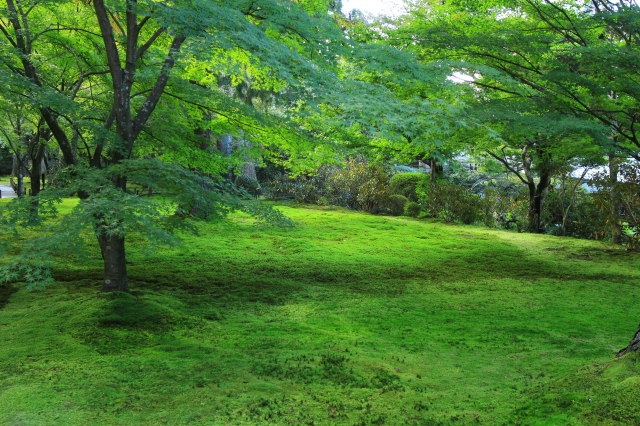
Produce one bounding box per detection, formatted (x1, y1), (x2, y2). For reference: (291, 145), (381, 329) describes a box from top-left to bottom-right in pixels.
(342, 0), (404, 17)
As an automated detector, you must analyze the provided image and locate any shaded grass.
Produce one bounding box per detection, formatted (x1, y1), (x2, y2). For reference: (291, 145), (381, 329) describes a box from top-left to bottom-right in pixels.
(0, 202), (639, 425)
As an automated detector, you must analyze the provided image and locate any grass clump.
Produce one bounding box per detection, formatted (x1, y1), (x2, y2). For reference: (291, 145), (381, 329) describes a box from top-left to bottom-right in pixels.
(0, 202), (639, 424)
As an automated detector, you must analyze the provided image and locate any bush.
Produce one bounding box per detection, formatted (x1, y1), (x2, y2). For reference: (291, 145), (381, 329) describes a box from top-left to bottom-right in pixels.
(262, 170), (330, 203)
(387, 194), (408, 216)
(389, 173), (423, 202)
(328, 158), (390, 212)
(404, 201), (421, 218)
(263, 158), (391, 213)
(418, 181), (483, 224)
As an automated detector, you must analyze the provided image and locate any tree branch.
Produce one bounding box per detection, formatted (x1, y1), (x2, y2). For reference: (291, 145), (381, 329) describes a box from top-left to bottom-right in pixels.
(0, 22), (17, 47)
(487, 150), (528, 185)
(93, 0), (124, 109)
(131, 34), (186, 145)
(136, 27), (165, 60)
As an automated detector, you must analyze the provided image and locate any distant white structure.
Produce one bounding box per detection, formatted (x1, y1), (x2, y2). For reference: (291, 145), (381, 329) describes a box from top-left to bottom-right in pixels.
(0, 184), (16, 198)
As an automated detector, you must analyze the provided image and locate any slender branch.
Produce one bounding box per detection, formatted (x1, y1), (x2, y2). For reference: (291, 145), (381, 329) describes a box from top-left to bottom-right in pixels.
(137, 16), (150, 31)
(487, 150), (528, 185)
(15, 0), (32, 52)
(0, 22), (17, 47)
(471, 80), (525, 97)
(163, 91), (265, 131)
(106, 7), (126, 39)
(136, 27), (165, 60)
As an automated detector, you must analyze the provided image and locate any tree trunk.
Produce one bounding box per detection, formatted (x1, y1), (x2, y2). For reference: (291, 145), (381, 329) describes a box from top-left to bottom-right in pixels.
(617, 324), (640, 357)
(610, 154), (622, 244)
(29, 145), (46, 197)
(11, 155), (26, 196)
(430, 158), (436, 183)
(523, 152), (552, 233)
(97, 233), (129, 292)
(218, 135), (233, 179)
(526, 182), (537, 232)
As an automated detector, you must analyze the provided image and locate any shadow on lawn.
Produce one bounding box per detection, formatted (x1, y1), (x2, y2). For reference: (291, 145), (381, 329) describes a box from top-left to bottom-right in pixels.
(0, 284), (18, 310)
(117, 234), (632, 312)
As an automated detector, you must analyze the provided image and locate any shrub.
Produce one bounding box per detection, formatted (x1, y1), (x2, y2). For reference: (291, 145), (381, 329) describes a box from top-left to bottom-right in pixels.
(263, 158), (391, 213)
(418, 181), (482, 224)
(387, 194), (408, 216)
(326, 158), (391, 212)
(389, 173), (423, 202)
(263, 170), (330, 203)
(404, 201), (421, 218)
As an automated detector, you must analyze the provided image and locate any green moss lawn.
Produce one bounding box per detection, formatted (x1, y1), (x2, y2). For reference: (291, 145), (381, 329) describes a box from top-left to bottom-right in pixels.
(1, 202), (639, 425)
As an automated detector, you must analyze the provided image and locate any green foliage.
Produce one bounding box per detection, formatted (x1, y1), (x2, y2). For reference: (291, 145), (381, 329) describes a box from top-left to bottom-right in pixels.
(387, 194), (408, 216)
(404, 201), (421, 218)
(389, 172), (423, 202)
(0, 204), (638, 424)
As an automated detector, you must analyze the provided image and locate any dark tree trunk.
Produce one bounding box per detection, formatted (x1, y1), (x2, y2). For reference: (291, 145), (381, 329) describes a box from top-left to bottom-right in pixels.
(520, 143), (552, 233)
(617, 324), (640, 357)
(526, 183), (536, 232)
(98, 233), (129, 292)
(29, 145), (46, 197)
(525, 171), (551, 233)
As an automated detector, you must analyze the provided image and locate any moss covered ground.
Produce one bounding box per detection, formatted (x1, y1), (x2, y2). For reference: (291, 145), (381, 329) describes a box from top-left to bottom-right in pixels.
(0, 202), (639, 425)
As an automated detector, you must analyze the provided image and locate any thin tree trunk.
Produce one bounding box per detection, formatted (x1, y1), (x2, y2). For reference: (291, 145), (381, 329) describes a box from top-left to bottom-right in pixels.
(97, 233), (128, 292)
(219, 135), (233, 180)
(526, 182), (537, 232)
(610, 154), (622, 244)
(430, 158), (436, 183)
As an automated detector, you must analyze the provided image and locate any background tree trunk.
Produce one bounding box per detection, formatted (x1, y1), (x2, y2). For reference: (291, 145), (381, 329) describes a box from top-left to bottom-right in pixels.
(218, 135), (233, 179)
(610, 154), (622, 244)
(236, 138), (258, 181)
(430, 158), (436, 183)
